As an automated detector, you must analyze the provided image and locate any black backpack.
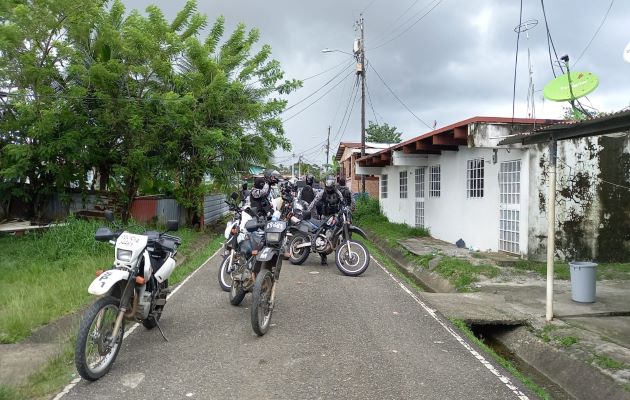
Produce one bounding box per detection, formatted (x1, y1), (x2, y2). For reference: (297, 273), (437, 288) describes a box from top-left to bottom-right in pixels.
(301, 185), (315, 203)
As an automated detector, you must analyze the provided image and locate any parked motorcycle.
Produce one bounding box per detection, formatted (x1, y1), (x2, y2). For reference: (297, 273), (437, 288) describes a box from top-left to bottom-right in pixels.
(288, 206), (371, 276)
(218, 192), (245, 292)
(75, 211), (181, 381)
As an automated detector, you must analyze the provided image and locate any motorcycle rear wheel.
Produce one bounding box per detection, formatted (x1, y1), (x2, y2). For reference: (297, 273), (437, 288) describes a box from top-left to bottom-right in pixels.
(75, 296), (124, 381)
(251, 269), (274, 336)
(218, 255), (233, 292)
(289, 234), (310, 265)
(229, 280), (246, 306)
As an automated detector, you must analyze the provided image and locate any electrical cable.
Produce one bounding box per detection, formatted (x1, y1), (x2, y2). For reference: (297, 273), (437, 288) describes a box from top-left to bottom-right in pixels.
(282, 61), (353, 113)
(573, 0), (615, 67)
(331, 76), (360, 144)
(368, 62), (433, 130)
(540, 0), (565, 77)
(337, 79), (361, 143)
(511, 0), (523, 123)
(369, 0), (444, 51)
(365, 79), (380, 125)
(282, 69), (355, 123)
(371, 0), (422, 43)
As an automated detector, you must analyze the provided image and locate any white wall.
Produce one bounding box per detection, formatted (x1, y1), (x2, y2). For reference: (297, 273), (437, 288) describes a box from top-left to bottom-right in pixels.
(380, 147), (530, 254)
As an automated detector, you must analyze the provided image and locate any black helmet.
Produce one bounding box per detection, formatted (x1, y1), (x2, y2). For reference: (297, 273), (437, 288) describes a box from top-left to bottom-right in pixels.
(264, 169), (280, 185)
(253, 176), (266, 190)
(338, 176), (346, 186)
(305, 174), (314, 186)
(325, 176), (336, 193)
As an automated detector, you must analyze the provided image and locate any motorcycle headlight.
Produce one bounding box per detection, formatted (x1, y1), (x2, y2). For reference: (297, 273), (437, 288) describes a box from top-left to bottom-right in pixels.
(265, 232), (281, 244)
(116, 249), (133, 262)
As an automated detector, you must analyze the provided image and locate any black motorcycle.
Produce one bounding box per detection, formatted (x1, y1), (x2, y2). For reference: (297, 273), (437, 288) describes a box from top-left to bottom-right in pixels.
(288, 206), (370, 276)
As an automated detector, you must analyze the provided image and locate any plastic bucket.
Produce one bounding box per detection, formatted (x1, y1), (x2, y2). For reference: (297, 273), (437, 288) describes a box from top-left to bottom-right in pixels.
(569, 261), (597, 303)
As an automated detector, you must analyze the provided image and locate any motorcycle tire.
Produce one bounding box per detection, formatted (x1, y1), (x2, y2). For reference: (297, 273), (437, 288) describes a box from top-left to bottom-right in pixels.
(229, 280), (246, 306)
(288, 234), (310, 265)
(251, 269), (274, 336)
(142, 280), (168, 330)
(335, 240), (370, 277)
(218, 256), (233, 292)
(75, 296), (124, 381)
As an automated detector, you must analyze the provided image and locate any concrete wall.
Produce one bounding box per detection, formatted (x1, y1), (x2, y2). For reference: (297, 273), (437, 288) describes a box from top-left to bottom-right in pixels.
(527, 134), (630, 262)
(379, 147), (530, 254)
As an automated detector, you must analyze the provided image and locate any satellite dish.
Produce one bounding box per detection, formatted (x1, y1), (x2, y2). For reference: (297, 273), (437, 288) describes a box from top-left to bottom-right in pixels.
(543, 71), (599, 102)
(624, 41), (630, 63)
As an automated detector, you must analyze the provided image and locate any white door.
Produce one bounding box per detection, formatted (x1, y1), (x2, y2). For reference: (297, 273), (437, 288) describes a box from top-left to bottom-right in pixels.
(499, 160), (521, 254)
(415, 167), (426, 227)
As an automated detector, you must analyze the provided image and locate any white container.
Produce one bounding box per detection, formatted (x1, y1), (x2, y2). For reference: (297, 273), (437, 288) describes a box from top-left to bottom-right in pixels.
(569, 261), (597, 303)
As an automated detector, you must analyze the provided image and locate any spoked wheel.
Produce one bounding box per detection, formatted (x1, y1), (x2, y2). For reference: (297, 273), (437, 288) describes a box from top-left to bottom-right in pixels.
(251, 270), (274, 336)
(229, 280), (246, 306)
(75, 296), (124, 381)
(218, 255), (234, 292)
(335, 240), (370, 277)
(289, 234), (310, 265)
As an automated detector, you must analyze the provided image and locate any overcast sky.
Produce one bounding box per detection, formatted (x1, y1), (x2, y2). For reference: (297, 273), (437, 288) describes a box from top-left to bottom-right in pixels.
(122, 0), (630, 167)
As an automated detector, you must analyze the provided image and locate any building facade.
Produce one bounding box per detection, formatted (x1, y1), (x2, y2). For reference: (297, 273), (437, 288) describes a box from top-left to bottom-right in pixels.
(336, 142), (390, 198)
(356, 116), (630, 262)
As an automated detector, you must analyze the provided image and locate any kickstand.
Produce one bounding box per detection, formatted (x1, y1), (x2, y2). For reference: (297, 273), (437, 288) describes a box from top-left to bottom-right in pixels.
(155, 319), (169, 342)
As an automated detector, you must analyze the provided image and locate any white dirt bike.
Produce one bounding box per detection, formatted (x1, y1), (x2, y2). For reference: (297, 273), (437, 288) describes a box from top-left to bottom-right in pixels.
(74, 211), (181, 381)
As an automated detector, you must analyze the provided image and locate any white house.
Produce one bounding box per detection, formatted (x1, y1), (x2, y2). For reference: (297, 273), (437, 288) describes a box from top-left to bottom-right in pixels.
(356, 115), (630, 262)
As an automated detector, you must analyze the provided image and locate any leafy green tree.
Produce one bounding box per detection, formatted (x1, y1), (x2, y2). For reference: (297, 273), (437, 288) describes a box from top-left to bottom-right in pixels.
(365, 121), (402, 144)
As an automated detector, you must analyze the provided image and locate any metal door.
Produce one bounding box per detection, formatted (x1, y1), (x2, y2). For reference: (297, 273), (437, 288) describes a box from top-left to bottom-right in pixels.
(499, 161), (521, 254)
(415, 167), (426, 228)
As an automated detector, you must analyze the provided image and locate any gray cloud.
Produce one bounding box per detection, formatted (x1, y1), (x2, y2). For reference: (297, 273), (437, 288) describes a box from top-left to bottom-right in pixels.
(122, 0), (630, 166)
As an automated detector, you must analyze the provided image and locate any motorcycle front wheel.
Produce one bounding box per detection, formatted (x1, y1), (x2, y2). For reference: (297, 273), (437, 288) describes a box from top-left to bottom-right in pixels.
(288, 234), (310, 265)
(335, 240), (370, 277)
(75, 296), (124, 381)
(218, 255), (233, 292)
(250, 269), (274, 336)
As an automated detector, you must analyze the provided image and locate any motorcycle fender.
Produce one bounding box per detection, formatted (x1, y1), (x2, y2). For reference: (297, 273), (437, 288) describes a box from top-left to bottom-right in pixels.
(256, 247), (277, 262)
(88, 269), (130, 296)
(349, 226), (368, 240)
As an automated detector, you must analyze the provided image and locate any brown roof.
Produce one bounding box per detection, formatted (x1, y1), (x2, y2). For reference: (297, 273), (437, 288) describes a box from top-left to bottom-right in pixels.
(335, 142), (362, 161)
(357, 116), (558, 167)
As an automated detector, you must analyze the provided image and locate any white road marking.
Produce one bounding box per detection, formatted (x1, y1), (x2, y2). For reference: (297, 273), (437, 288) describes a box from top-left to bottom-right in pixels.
(53, 247), (223, 399)
(371, 256), (530, 400)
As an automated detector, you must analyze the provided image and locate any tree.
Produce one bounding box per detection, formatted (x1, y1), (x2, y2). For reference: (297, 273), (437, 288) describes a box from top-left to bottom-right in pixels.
(365, 121), (402, 144)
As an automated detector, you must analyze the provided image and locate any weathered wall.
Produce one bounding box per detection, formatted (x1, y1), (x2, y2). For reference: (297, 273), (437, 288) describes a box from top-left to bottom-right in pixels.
(527, 134), (630, 262)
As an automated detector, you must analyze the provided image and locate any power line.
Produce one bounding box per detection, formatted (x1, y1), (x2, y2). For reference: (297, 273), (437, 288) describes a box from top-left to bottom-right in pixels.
(371, 0), (422, 43)
(368, 62), (433, 130)
(573, 0), (615, 67)
(365, 79), (380, 125)
(282, 69), (355, 123)
(331, 76), (360, 144)
(540, 0), (564, 78)
(337, 78), (361, 143)
(301, 59), (355, 82)
(282, 61), (353, 113)
(369, 0), (444, 51)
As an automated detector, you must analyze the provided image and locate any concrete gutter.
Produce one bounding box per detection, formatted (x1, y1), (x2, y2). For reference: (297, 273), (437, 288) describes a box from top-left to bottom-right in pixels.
(364, 229), (630, 400)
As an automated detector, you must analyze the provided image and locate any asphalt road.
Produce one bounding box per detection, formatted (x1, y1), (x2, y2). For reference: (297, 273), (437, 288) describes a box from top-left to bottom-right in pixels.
(58, 251), (535, 400)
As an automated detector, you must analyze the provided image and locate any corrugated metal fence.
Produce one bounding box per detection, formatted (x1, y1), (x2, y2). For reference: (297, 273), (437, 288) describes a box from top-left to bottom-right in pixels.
(203, 194), (230, 226)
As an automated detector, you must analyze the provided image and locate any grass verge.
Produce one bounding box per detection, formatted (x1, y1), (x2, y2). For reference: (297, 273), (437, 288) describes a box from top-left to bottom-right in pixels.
(451, 319), (551, 400)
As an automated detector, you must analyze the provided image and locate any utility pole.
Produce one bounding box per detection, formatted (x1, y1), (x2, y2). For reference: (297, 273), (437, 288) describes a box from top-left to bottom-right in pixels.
(298, 155), (302, 178)
(356, 14), (366, 194)
(325, 125), (331, 175)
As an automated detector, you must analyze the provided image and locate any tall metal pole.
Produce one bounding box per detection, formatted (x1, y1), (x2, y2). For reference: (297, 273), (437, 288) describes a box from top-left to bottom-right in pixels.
(546, 139), (557, 321)
(359, 15), (366, 194)
(325, 125), (331, 175)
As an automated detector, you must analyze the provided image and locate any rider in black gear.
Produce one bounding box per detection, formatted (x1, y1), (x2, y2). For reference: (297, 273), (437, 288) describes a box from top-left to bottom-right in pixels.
(337, 177), (355, 210)
(299, 174), (316, 205)
(240, 183), (251, 207)
(249, 176), (274, 217)
(306, 176), (347, 265)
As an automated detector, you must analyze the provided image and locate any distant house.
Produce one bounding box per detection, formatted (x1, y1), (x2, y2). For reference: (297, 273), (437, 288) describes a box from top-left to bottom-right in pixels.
(356, 116), (630, 261)
(335, 141), (391, 198)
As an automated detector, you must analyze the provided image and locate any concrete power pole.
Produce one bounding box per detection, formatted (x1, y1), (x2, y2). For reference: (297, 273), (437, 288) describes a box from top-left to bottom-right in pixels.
(356, 15), (366, 194)
(325, 125), (331, 175)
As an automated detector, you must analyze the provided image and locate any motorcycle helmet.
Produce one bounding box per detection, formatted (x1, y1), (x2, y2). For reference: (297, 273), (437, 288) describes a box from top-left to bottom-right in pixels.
(325, 176), (336, 193)
(264, 169), (281, 185)
(305, 174), (314, 186)
(338, 176), (346, 186)
(253, 176), (266, 190)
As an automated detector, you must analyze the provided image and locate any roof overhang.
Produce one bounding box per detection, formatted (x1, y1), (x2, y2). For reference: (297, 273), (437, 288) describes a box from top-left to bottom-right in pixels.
(357, 116), (556, 167)
(498, 109), (630, 145)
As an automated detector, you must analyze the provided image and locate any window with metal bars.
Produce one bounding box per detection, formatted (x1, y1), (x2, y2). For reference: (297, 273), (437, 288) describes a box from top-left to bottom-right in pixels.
(399, 171), (408, 198)
(466, 158), (484, 198)
(415, 167), (425, 198)
(429, 165), (440, 197)
(381, 175), (388, 199)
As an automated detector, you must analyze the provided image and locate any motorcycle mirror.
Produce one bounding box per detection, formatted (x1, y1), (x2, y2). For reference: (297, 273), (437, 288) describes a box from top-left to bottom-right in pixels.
(166, 220), (179, 232)
(231, 191), (239, 200)
(95, 227), (114, 242)
(104, 210), (114, 222)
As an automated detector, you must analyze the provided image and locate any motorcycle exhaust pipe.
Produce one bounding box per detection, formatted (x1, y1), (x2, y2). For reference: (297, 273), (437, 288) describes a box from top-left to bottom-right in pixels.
(295, 242), (312, 249)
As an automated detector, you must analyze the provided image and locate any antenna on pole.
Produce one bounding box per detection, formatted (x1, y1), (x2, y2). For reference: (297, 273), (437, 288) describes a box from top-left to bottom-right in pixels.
(514, 19), (538, 119)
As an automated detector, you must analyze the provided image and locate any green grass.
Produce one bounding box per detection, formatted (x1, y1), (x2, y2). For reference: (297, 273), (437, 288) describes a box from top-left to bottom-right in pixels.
(433, 258), (499, 292)
(452, 319), (551, 400)
(514, 260), (630, 281)
(590, 354), (630, 370)
(0, 217), (218, 344)
(537, 324), (557, 343)
(556, 336), (579, 348)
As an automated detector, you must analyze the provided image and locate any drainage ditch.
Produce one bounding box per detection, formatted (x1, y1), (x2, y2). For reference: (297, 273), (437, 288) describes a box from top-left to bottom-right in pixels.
(468, 324), (571, 400)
